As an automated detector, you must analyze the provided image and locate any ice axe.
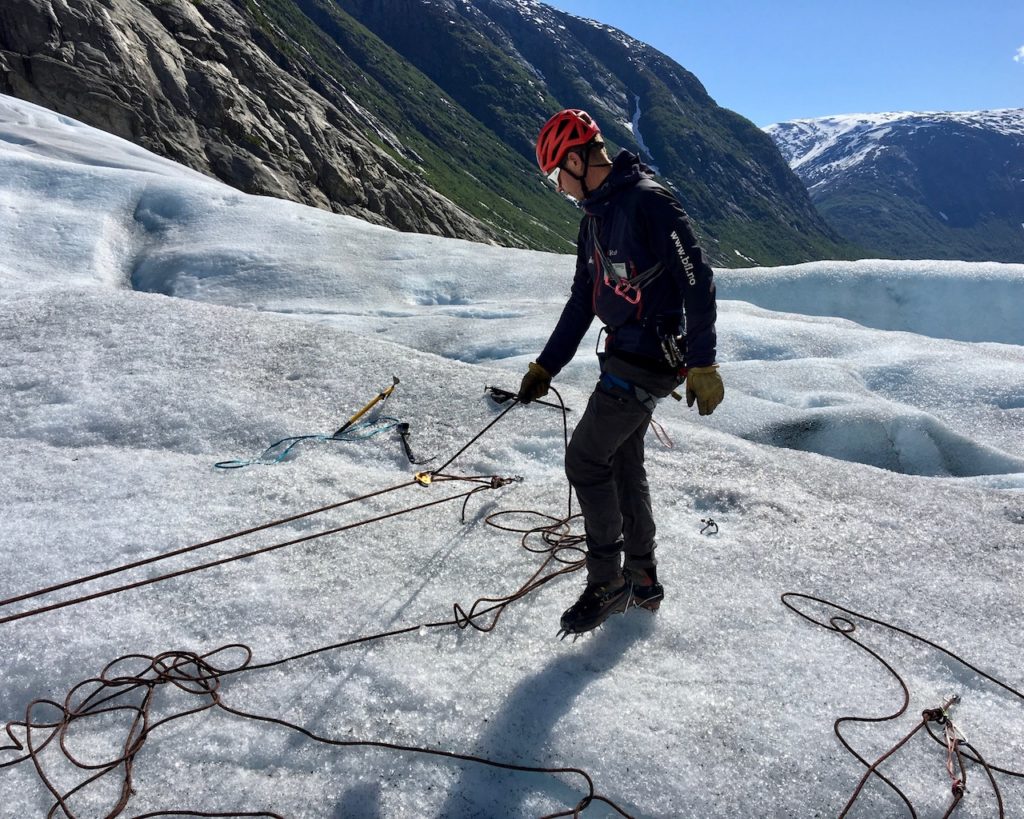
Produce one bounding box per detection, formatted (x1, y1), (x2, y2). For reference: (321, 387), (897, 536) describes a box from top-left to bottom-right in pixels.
(333, 376), (400, 438)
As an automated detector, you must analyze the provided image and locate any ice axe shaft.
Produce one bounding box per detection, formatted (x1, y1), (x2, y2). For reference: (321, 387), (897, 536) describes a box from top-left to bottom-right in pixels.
(334, 376), (399, 437)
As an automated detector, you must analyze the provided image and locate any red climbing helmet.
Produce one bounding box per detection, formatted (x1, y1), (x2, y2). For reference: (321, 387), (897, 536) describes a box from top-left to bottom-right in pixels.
(535, 109), (601, 175)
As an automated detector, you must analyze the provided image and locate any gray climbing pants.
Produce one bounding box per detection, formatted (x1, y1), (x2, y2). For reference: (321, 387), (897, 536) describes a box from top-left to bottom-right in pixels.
(565, 356), (682, 584)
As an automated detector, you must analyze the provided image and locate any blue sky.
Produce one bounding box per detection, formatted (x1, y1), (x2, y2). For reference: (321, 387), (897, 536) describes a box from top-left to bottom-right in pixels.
(543, 0), (1023, 126)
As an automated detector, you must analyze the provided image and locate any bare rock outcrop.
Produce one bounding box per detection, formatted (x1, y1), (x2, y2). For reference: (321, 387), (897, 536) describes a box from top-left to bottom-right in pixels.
(0, 0), (495, 242)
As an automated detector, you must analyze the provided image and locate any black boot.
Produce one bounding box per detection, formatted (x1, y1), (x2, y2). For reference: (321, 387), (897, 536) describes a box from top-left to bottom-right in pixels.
(558, 579), (628, 638)
(623, 565), (664, 611)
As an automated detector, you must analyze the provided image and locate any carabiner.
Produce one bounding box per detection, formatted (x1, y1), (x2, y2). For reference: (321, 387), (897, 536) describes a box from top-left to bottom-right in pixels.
(614, 279), (642, 305)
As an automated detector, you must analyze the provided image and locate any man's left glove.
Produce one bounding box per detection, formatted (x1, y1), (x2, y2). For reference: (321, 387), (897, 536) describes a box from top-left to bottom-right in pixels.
(686, 365), (724, 416)
(517, 361), (551, 404)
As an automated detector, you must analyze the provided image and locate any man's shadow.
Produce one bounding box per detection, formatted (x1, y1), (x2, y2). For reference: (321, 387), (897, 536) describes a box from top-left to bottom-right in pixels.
(437, 613), (654, 818)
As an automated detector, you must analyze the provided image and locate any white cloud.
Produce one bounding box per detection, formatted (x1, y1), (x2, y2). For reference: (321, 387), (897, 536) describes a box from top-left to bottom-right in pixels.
(1015, 45), (1024, 63)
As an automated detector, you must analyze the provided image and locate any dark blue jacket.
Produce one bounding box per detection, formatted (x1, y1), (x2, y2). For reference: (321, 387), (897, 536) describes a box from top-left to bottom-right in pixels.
(537, 151), (717, 376)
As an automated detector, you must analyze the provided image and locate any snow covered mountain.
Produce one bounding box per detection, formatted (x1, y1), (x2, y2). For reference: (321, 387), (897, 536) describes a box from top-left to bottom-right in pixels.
(766, 109), (1024, 262)
(2, 95), (1024, 818)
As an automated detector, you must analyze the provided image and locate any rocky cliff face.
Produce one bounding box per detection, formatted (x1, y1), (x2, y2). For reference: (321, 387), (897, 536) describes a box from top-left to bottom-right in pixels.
(767, 110), (1024, 263)
(0, 0), (494, 242)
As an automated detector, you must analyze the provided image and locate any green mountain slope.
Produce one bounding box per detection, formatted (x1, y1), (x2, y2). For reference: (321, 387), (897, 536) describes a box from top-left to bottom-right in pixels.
(334, 0), (854, 266)
(242, 0), (580, 250)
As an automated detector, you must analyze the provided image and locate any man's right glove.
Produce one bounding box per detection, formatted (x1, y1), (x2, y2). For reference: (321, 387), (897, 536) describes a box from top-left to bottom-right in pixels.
(686, 365), (724, 416)
(517, 361), (551, 404)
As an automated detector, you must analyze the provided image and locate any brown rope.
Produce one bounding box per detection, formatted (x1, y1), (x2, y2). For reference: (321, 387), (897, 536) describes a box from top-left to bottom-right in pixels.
(0, 478), (501, 626)
(1, 390), (638, 817)
(839, 713), (933, 818)
(0, 394), (533, 626)
(1, 531), (631, 819)
(453, 508), (585, 634)
(0, 480), (418, 611)
(782, 593), (1023, 817)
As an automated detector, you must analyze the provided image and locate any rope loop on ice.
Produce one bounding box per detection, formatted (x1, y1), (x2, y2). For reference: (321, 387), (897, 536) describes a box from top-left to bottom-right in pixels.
(782, 592), (1024, 818)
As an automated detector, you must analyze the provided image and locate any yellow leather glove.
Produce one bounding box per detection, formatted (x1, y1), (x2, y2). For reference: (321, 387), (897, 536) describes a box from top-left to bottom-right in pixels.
(517, 362), (552, 404)
(686, 365), (724, 416)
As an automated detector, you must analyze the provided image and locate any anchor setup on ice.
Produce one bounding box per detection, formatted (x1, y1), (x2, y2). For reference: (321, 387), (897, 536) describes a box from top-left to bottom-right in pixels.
(215, 375), (432, 468)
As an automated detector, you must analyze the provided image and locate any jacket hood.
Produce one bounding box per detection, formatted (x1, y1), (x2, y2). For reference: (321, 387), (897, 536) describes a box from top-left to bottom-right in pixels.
(583, 150), (653, 214)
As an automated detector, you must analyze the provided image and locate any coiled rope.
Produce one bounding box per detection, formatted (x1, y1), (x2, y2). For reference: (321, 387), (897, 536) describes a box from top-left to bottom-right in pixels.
(1, 389), (636, 818)
(782, 592), (1024, 817)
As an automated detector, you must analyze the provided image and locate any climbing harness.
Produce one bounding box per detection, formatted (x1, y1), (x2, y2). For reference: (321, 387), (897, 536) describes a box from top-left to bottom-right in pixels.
(599, 370), (662, 413)
(587, 215), (666, 308)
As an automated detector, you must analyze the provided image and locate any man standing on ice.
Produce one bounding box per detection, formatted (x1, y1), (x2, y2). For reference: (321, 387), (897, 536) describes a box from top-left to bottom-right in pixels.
(518, 109), (724, 638)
